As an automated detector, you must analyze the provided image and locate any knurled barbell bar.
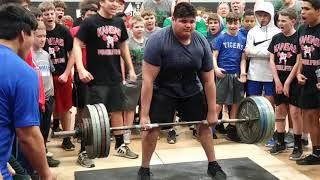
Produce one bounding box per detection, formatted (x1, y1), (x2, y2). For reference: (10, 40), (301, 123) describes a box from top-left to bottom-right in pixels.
(53, 96), (275, 159)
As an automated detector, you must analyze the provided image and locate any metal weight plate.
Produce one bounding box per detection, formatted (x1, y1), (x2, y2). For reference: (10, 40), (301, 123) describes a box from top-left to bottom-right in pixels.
(98, 103), (111, 158)
(91, 104), (102, 158)
(83, 117), (90, 145)
(236, 96), (264, 144)
(94, 104), (106, 158)
(252, 96), (269, 143)
(86, 105), (99, 159)
(256, 96), (275, 143)
(82, 106), (94, 157)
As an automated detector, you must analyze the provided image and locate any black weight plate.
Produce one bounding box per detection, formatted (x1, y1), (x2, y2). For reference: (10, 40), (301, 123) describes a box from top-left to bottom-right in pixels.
(236, 96), (263, 144)
(98, 103), (111, 158)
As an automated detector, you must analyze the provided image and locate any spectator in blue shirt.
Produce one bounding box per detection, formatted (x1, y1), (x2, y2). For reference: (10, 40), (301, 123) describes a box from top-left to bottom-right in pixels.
(0, 4), (55, 180)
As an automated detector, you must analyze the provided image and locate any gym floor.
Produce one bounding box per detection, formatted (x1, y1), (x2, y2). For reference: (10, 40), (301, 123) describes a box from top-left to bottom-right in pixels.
(48, 108), (320, 180)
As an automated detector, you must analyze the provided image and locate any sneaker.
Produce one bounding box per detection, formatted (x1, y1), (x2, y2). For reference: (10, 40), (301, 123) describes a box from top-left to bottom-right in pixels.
(116, 144), (139, 159)
(212, 133), (218, 139)
(286, 142), (294, 150)
(265, 138), (275, 148)
(47, 156), (60, 167)
(78, 151), (95, 168)
(296, 154), (320, 165)
(137, 167), (151, 180)
(302, 139), (309, 146)
(124, 130), (131, 145)
(225, 124), (241, 142)
(192, 129), (199, 141)
(269, 143), (286, 155)
(61, 138), (75, 151)
(289, 147), (303, 160)
(207, 162), (227, 180)
(285, 132), (294, 144)
(215, 124), (227, 134)
(167, 129), (177, 144)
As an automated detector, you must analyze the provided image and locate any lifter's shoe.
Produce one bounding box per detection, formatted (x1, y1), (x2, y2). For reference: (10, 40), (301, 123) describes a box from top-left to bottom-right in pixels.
(78, 151), (95, 168)
(269, 143), (286, 155)
(61, 137), (75, 151)
(207, 162), (227, 180)
(137, 167), (151, 180)
(47, 156), (60, 167)
(296, 154), (320, 165)
(116, 144), (139, 159)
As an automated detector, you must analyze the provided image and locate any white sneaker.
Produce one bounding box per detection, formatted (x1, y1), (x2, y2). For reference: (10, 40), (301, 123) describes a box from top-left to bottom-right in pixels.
(115, 144), (139, 159)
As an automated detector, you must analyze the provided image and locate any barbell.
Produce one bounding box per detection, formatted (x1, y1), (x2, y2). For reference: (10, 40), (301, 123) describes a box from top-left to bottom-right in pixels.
(53, 96), (275, 159)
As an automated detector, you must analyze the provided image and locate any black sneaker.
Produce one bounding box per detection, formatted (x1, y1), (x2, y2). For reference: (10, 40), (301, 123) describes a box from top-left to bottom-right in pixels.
(296, 154), (320, 165)
(212, 132), (218, 139)
(225, 124), (241, 142)
(207, 162), (227, 180)
(62, 138), (75, 151)
(302, 139), (309, 146)
(137, 167), (151, 180)
(192, 129), (199, 141)
(167, 129), (177, 144)
(215, 124), (227, 134)
(289, 147), (303, 160)
(47, 156), (60, 167)
(269, 143), (286, 155)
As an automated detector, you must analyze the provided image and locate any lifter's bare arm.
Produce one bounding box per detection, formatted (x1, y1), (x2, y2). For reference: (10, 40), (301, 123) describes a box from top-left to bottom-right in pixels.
(140, 61), (160, 129)
(16, 126), (56, 180)
(201, 69), (218, 126)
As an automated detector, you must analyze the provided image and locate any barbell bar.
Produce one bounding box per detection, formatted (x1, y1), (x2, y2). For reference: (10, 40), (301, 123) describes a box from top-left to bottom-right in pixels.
(54, 118), (259, 138)
(53, 96), (275, 159)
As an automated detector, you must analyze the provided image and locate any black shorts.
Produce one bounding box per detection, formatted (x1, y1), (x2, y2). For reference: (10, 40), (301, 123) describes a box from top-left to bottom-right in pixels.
(274, 81), (300, 106)
(86, 83), (126, 112)
(298, 78), (320, 109)
(123, 80), (142, 111)
(149, 90), (207, 124)
(72, 72), (88, 108)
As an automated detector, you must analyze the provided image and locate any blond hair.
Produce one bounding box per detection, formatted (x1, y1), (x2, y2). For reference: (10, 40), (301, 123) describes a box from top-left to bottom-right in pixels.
(36, 21), (46, 31)
(130, 15), (144, 27)
(38, 1), (55, 12)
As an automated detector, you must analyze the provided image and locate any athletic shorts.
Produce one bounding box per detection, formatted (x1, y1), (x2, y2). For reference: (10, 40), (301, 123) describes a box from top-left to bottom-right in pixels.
(216, 74), (245, 105)
(86, 83), (126, 112)
(53, 75), (73, 113)
(72, 72), (88, 108)
(246, 80), (274, 96)
(149, 90), (207, 124)
(274, 81), (300, 106)
(123, 80), (142, 111)
(298, 78), (320, 109)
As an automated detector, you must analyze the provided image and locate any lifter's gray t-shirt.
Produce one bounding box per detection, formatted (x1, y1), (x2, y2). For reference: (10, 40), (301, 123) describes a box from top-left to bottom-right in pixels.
(32, 49), (55, 99)
(144, 27), (213, 98)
